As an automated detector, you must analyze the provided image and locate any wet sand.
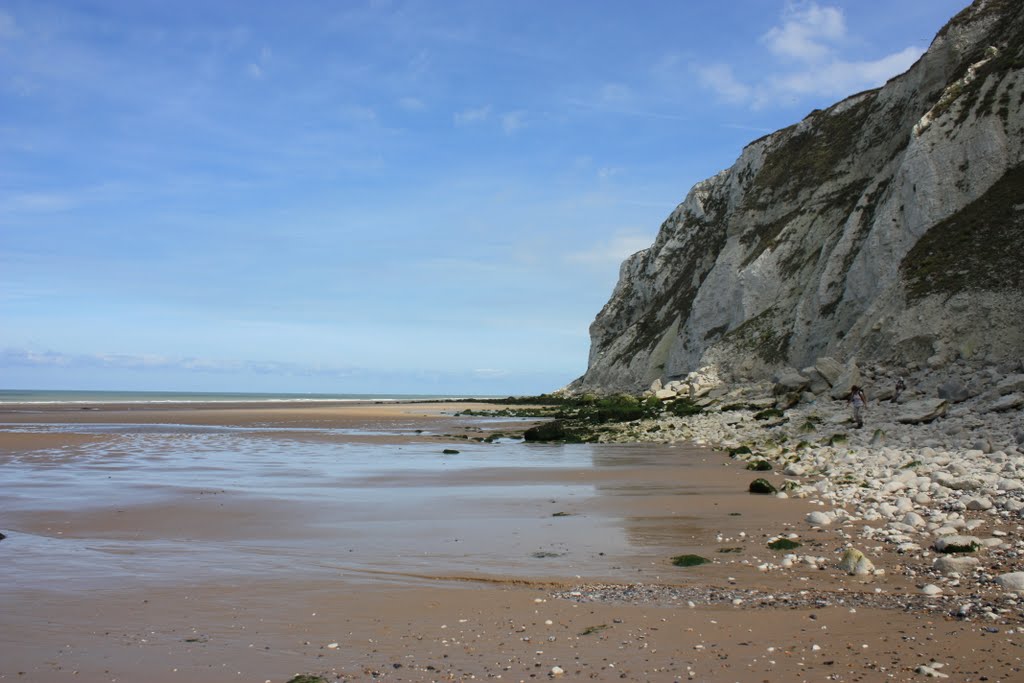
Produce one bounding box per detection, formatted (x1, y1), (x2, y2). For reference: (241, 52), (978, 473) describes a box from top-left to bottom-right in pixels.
(1, 401), (1021, 682)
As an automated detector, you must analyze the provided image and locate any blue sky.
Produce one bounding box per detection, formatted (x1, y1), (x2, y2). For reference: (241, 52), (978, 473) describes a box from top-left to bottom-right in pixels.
(0, 0), (967, 395)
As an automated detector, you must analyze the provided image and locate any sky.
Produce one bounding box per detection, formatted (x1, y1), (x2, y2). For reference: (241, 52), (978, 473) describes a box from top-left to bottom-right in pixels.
(0, 0), (968, 395)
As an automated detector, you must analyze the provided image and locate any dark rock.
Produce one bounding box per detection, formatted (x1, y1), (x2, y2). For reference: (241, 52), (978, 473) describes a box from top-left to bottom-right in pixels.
(524, 420), (569, 442)
(749, 478), (777, 494)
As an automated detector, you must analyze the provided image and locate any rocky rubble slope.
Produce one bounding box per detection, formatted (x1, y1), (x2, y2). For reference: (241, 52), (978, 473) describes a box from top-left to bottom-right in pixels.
(589, 358), (1024, 621)
(571, 0), (1024, 394)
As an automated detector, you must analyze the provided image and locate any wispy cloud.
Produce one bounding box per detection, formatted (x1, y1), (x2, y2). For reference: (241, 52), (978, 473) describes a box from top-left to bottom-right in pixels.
(454, 104), (491, 125)
(693, 63), (752, 105)
(1, 347), (345, 376)
(765, 47), (923, 99)
(696, 2), (924, 108)
(501, 110), (526, 135)
(246, 46), (272, 79)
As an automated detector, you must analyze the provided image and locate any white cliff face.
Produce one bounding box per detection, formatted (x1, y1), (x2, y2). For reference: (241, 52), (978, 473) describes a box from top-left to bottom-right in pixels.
(572, 0), (1024, 394)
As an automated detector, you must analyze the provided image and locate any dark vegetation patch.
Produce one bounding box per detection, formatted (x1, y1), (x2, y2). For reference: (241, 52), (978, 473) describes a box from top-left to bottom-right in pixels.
(748, 478), (777, 495)
(480, 393), (704, 443)
(739, 208), (803, 268)
(750, 96), (875, 203)
(671, 554), (709, 567)
(667, 398), (703, 417)
(901, 165), (1024, 301)
(768, 538), (802, 551)
(721, 307), (792, 365)
(937, 540), (979, 554)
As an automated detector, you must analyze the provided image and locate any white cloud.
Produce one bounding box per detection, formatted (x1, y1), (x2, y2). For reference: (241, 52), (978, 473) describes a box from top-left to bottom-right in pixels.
(762, 2), (846, 62)
(764, 46), (924, 100)
(567, 232), (653, 266)
(694, 63), (752, 105)
(695, 3), (925, 108)
(454, 105), (491, 125)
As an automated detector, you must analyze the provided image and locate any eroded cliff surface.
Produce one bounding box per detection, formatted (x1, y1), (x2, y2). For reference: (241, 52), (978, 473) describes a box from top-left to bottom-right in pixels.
(572, 0), (1024, 394)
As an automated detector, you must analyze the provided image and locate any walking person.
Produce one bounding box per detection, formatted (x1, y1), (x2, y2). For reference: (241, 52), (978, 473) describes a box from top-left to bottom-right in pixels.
(892, 376), (906, 403)
(849, 385), (868, 429)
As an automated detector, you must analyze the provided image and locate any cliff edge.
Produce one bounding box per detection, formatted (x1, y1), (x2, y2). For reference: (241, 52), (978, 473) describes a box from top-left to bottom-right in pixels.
(571, 0), (1024, 394)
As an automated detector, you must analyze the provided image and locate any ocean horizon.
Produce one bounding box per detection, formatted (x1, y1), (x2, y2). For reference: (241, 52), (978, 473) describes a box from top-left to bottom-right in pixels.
(0, 388), (498, 405)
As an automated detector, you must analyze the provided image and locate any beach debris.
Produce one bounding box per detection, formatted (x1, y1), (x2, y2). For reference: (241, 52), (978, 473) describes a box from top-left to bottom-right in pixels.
(442, 448), (460, 455)
(915, 663), (950, 678)
(550, 665), (565, 676)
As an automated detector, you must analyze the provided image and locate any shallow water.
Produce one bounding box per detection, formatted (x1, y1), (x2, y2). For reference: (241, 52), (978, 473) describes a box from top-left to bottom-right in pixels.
(0, 421), (733, 593)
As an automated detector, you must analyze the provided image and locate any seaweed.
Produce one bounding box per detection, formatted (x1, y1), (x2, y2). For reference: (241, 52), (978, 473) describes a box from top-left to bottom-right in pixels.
(671, 554), (709, 567)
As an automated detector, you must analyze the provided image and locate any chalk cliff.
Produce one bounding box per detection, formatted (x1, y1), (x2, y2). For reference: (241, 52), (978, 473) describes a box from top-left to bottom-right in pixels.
(571, 0), (1024, 394)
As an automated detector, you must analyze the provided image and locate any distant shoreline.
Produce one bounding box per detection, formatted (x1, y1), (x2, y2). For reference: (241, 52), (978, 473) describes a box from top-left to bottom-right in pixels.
(0, 388), (502, 406)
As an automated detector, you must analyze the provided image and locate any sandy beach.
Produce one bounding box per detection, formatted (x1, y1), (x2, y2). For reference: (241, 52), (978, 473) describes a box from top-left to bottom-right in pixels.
(1, 401), (1021, 682)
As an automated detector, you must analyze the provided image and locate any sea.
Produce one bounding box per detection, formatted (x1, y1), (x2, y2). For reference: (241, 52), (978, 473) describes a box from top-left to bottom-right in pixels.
(0, 389), (486, 404)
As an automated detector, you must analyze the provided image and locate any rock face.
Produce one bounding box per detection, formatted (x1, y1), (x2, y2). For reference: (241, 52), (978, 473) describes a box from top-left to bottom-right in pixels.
(570, 0), (1024, 394)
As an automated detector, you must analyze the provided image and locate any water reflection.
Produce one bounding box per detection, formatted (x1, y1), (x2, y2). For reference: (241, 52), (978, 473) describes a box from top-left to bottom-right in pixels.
(1, 424), (731, 589)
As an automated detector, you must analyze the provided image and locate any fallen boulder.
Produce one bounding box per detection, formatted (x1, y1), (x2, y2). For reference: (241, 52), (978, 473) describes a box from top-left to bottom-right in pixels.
(897, 399), (949, 424)
(995, 572), (1024, 592)
(933, 535), (980, 553)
